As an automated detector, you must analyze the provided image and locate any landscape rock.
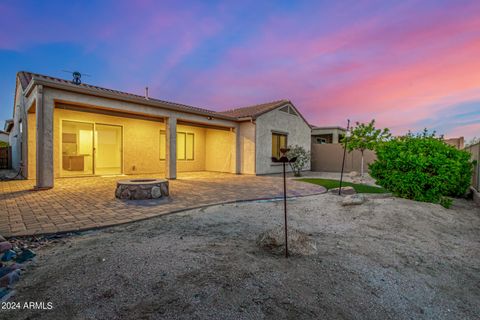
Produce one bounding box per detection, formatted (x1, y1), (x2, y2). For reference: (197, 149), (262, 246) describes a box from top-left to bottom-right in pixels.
(0, 264), (23, 278)
(0, 288), (16, 302)
(348, 171), (358, 177)
(1, 250), (16, 262)
(160, 183), (169, 196)
(15, 249), (36, 263)
(0, 269), (21, 288)
(341, 194), (366, 206)
(329, 186), (356, 196)
(115, 187), (122, 199)
(0, 242), (12, 254)
(133, 189), (148, 200)
(120, 189), (131, 200)
(256, 226), (317, 256)
(151, 186), (162, 199)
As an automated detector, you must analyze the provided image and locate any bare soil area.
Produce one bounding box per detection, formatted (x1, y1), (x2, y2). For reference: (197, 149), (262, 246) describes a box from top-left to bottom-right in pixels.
(4, 194), (480, 320)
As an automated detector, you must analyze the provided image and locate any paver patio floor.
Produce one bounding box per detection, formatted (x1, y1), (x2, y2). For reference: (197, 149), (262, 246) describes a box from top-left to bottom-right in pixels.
(0, 172), (326, 237)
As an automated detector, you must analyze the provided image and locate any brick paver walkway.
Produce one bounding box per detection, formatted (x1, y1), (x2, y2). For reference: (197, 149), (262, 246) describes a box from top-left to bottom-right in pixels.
(0, 172), (326, 237)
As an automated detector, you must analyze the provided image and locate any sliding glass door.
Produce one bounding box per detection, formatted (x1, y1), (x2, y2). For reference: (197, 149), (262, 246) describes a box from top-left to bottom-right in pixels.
(61, 121), (94, 176)
(95, 124), (122, 175)
(61, 120), (123, 176)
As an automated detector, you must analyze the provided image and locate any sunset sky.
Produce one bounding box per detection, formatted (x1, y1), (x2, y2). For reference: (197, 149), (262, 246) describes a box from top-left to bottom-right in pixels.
(0, 0), (479, 140)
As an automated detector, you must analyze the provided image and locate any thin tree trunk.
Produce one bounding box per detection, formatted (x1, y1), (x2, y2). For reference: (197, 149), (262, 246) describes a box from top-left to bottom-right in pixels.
(361, 150), (364, 177)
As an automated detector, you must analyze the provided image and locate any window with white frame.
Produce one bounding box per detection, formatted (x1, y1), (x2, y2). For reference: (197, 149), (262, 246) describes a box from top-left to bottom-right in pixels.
(159, 130), (194, 160)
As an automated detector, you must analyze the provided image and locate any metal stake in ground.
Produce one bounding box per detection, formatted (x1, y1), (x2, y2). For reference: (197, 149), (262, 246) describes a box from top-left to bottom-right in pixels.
(272, 148), (297, 258)
(339, 119), (351, 195)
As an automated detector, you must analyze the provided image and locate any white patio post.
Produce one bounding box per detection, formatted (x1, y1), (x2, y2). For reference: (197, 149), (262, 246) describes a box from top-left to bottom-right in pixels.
(165, 116), (177, 179)
(332, 131), (339, 144)
(35, 85), (54, 189)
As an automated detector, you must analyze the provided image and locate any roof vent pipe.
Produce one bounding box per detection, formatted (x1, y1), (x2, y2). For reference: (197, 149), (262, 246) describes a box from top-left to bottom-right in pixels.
(145, 87), (149, 100)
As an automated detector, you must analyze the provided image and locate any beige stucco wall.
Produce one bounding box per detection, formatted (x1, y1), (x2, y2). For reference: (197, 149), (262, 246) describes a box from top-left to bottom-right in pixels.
(49, 109), (210, 177)
(54, 108), (165, 177)
(239, 122), (256, 174)
(465, 143), (480, 190)
(205, 129), (236, 173)
(254, 104), (311, 175)
(311, 143), (377, 173)
(27, 112), (36, 179)
(9, 79), (27, 172)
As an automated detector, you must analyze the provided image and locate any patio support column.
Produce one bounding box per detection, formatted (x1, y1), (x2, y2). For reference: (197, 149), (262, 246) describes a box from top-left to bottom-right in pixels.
(35, 85), (54, 189)
(235, 125), (241, 174)
(332, 131), (339, 144)
(165, 116), (177, 179)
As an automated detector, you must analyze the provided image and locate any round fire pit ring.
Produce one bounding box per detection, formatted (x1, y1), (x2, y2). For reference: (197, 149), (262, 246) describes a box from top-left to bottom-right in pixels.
(115, 178), (169, 200)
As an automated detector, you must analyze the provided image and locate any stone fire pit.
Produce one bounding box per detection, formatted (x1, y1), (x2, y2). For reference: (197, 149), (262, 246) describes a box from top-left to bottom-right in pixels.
(115, 179), (169, 200)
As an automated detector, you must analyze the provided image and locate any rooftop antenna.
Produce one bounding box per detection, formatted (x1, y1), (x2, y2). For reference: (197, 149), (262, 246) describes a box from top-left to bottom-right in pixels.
(145, 86), (149, 100)
(61, 70), (91, 85)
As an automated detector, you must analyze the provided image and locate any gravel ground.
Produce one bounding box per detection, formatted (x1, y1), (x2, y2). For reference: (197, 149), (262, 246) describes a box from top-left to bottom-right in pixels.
(4, 193), (480, 320)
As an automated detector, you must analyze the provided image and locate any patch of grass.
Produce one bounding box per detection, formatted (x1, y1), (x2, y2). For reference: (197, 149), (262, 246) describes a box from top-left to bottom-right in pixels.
(298, 178), (388, 194)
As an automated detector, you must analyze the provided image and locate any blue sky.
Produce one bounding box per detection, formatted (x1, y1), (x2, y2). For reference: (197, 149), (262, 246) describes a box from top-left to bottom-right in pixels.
(1, 0), (479, 140)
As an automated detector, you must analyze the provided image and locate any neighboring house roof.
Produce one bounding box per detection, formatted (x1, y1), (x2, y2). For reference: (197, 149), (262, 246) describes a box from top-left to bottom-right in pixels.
(3, 119), (13, 133)
(16, 71), (309, 124)
(444, 137), (464, 150)
(311, 126), (347, 131)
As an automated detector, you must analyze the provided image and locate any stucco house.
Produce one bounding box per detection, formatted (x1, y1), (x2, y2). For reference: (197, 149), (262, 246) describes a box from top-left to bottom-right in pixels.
(8, 71), (311, 189)
(311, 126), (346, 144)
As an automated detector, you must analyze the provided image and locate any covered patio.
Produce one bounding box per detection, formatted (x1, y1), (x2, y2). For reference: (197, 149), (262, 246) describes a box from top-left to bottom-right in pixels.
(0, 172), (326, 237)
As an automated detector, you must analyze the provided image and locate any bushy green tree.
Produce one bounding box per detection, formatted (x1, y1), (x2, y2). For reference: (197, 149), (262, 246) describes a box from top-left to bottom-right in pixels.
(342, 120), (391, 176)
(369, 130), (474, 208)
(287, 145), (310, 177)
(0, 141), (8, 147)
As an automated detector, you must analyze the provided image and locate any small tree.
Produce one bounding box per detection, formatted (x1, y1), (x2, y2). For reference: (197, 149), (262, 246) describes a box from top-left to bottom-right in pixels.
(370, 130), (474, 208)
(0, 141), (8, 148)
(287, 145), (310, 177)
(342, 120), (391, 177)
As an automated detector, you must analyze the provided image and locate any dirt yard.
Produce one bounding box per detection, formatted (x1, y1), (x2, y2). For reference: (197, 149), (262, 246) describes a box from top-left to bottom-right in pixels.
(4, 193), (480, 320)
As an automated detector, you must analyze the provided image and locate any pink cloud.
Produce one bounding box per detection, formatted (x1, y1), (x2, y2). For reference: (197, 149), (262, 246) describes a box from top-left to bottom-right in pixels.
(169, 1), (480, 141)
(445, 123), (480, 140)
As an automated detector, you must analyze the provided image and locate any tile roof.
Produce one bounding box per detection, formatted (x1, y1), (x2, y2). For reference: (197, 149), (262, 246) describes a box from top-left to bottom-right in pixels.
(311, 126), (347, 131)
(17, 71), (228, 119)
(16, 71), (295, 121)
(217, 99), (290, 119)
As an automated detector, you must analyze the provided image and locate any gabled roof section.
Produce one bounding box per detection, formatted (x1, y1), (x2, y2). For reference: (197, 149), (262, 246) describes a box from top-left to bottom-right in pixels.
(218, 100), (290, 119)
(18, 71), (33, 90)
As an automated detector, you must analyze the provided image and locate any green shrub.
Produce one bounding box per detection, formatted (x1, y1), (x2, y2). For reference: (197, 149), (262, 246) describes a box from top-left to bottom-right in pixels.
(369, 130), (473, 207)
(287, 145), (310, 177)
